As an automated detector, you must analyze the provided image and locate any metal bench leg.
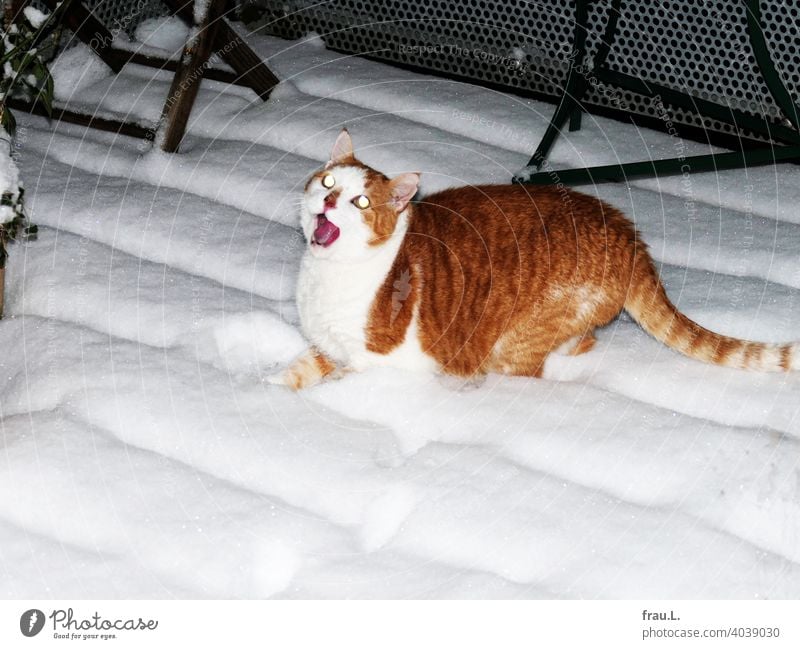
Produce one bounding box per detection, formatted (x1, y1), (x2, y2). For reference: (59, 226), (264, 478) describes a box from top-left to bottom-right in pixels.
(524, 0), (591, 170)
(745, 0), (800, 132)
(569, 108), (583, 131)
(522, 144), (800, 185)
(518, 0), (800, 186)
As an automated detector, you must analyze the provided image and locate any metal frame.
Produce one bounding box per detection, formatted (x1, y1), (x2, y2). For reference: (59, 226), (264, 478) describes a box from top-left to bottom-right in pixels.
(515, 0), (800, 185)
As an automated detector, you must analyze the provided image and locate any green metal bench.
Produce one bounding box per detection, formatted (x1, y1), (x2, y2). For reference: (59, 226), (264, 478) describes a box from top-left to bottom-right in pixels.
(515, 0), (800, 185)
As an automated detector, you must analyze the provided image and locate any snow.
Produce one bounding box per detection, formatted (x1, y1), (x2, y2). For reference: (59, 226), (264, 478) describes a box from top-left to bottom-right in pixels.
(303, 32), (327, 50)
(22, 6), (47, 29)
(0, 134), (21, 225)
(194, 0), (211, 25)
(49, 44), (113, 102)
(2, 31), (800, 599)
(133, 17), (190, 54)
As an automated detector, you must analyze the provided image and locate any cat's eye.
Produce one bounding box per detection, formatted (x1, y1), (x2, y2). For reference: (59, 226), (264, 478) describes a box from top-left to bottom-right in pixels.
(321, 174), (335, 188)
(353, 195), (371, 209)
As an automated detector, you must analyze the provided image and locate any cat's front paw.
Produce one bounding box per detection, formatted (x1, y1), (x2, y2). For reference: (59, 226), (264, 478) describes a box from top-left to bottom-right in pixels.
(263, 367), (314, 390)
(264, 348), (339, 390)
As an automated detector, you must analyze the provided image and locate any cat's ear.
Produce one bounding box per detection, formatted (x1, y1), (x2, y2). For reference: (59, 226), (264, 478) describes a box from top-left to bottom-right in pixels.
(389, 173), (420, 212)
(326, 128), (353, 167)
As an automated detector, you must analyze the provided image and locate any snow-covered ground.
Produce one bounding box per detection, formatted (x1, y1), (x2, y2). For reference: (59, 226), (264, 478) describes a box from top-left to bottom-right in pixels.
(2, 20), (800, 598)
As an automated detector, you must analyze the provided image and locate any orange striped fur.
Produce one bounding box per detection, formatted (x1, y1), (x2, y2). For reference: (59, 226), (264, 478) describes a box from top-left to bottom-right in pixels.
(274, 130), (798, 390)
(279, 348), (337, 390)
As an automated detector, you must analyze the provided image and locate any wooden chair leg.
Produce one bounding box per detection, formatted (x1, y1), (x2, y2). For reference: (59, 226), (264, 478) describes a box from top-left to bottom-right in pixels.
(4, 0), (25, 26)
(162, 0), (278, 99)
(213, 20), (279, 99)
(40, 0), (125, 72)
(157, 0), (225, 153)
(33, 0), (279, 153)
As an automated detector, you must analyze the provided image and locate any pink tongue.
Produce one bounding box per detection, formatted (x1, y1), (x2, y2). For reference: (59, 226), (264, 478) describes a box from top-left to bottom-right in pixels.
(313, 215), (340, 247)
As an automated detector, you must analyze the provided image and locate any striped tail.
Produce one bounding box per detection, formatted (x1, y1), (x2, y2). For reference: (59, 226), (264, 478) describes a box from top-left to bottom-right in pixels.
(624, 252), (798, 372)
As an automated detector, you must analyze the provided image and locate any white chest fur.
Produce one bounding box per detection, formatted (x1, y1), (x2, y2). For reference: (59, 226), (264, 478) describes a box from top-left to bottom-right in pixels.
(296, 231), (436, 373)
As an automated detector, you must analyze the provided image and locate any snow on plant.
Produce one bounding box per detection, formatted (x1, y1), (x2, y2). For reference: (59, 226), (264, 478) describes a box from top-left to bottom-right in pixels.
(0, 0), (74, 265)
(0, 149), (32, 262)
(0, 1), (68, 134)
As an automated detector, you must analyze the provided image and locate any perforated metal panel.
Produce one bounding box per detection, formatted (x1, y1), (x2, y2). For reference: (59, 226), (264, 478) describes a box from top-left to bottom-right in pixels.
(82, 0), (168, 37)
(255, 0), (800, 143)
(30, 0), (168, 38)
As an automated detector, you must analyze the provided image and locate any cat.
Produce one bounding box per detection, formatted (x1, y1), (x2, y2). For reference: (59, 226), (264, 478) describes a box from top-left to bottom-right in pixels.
(269, 129), (798, 390)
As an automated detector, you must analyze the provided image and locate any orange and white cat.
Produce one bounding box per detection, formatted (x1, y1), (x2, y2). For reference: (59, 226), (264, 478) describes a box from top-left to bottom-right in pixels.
(269, 129), (798, 390)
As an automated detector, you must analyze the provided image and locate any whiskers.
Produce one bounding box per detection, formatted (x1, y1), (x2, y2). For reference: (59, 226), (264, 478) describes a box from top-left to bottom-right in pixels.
(290, 195), (310, 218)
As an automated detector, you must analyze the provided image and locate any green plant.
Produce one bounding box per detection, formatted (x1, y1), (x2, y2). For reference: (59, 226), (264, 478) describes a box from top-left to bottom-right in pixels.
(1, 0), (74, 136)
(1, 0), (72, 272)
(0, 186), (36, 268)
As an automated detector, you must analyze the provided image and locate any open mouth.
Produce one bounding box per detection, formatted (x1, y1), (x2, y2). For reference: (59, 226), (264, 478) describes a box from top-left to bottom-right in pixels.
(312, 214), (340, 247)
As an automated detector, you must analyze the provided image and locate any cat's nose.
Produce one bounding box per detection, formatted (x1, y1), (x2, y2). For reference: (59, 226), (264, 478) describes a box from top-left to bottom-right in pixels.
(323, 192), (338, 212)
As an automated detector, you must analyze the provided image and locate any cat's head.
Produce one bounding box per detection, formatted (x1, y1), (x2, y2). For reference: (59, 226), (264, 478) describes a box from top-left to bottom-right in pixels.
(301, 129), (420, 261)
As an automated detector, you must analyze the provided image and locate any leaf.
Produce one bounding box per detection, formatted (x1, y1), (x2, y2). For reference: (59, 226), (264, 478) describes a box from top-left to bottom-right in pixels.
(1, 106), (16, 138)
(41, 76), (53, 116)
(30, 60), (42, 84)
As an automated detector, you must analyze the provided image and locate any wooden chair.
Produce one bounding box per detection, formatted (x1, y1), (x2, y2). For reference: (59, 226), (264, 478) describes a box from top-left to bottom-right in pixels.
(1, 0), (279, 317)
(22, 0), (279, 151)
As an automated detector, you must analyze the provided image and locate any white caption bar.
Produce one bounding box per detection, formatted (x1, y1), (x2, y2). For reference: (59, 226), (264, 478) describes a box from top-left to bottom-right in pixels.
(1, 600), (797, 648)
